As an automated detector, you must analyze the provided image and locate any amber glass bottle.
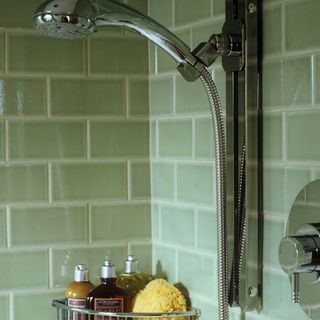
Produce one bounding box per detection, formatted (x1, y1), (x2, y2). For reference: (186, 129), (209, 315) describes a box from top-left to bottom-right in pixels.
(65, 264), (95, 320)
(86, 257), (131, 318)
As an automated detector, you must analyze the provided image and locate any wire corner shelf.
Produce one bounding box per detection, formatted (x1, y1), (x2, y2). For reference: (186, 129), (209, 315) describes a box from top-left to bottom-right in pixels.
(52, 299), (201, 320)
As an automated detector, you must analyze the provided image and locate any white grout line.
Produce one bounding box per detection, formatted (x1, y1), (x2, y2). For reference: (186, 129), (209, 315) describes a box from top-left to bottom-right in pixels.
(9, 292), (13, 320)
(191, 118), (195, 159)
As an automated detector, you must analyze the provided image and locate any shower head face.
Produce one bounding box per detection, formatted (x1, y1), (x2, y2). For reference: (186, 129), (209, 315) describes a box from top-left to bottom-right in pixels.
(33, 0), (96, 39)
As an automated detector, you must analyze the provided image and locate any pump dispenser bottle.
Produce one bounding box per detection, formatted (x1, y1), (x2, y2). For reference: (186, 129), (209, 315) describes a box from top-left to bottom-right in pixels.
(65, 264), (95, 320)
(86, 257), (130, 314)
(117, 255), (152, 298)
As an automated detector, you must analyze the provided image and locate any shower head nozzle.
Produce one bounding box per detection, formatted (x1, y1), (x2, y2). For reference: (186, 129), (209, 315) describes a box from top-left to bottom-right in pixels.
(33, 0), (205, 81)
(33, 0), (97, 39)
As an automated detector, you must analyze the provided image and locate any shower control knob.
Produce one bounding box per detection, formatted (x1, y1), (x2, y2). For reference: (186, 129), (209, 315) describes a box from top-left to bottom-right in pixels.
(278, 236), (317, 274)
(278, 223), (320, 275)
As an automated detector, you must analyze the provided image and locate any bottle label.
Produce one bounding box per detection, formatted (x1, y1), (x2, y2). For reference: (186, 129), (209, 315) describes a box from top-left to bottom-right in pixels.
(94, 298), (124, 320)
(67, 298), (87, 320)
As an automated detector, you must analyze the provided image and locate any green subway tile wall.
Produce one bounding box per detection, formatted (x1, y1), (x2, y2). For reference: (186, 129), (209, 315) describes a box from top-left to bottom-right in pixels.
(1, 0), (319, 319)
(0, 1), (151, 320)
(150, 0), (320, 319)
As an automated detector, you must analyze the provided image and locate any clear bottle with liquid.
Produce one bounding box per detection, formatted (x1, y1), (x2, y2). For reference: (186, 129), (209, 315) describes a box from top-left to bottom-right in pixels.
(65, 264), (95, 320)
(86, 257), (131, 316)
(116, 255), (153, 299)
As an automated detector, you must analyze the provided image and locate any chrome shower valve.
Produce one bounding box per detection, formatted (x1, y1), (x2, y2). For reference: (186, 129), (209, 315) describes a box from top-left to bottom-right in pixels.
(278, 223), (320, 303)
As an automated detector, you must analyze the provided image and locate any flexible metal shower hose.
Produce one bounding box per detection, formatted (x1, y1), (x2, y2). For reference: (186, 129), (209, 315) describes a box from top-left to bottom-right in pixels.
(200, 69), (229, 320)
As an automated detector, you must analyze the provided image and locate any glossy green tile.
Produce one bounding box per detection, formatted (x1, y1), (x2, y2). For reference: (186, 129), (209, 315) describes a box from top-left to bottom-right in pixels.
(158, 119), (192, 157)
(214, 68), (226, 111)
(214, 0), (225, 16)
(51, 79), (125, 116)
(177, 251), (215, 298)
(0, 250), (48, 290)
(315, 56), (320, 104)
(175, 0), (211, 26)
(263, 167), (285, 213)
(264, 6), (282, 55)
(157, 47), (177, 74)
(130, 243), (152, 273)
(9, 121), (86, 160)
(287, 111), (320, 161)
(177, 164), (214, 206)
(91, 121), (149, 157)
(0, 78), (46, 116)
(128, 79), (149, 116)
(176, 76), (209, 114)
(8, 33), (84, 74)
(0, 208), (5, 247)
(10, 206), (87, 246)
(153, 244), (176, 282)
(263, 61), (282, 108)
(151, 121), (157, 157)
(130, 162), (150, 199)
(152, 203), (160, 239)
(91, 203), (151, 241)
(197, 209), (216, 252)
(192, 22), (223, 48)
(149, 0), (173, 28)
(284, 167), (310, 214)
(149, 44), (156, 75)
(0, 121), (3, 161)
(127, 0), (148, 15)
(0, 0), (41, 28)
(150, 77), (174, 115)
(0, 164), (47, 203)
(90, 37), (148, 75)
(282, 57), (311, 107)
(52, 162), (126, 201)
(151, 162), (175, 200)
(52, 246), (126, 286)
(195, 118), (214, 159)
(264, 113), (282, 160)
(0, 295), (9, 320)
(261, 270), (307, 320)
(14, 291), (63, 320)
(0, 33), (3, 73)
(264, 216), (286, 266)
(190, 297), (217, 320)
(161, 205), (195, 246)
(285, 0), (320, 51)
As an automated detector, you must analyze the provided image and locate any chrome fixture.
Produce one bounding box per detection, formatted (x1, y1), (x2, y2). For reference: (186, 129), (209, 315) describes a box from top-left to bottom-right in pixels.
(279, 180), (320, 319)
(33, 1), (262, 319)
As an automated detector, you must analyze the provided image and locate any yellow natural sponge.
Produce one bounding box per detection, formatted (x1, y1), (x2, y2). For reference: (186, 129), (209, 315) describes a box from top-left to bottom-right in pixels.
(132, 279), (187, 313)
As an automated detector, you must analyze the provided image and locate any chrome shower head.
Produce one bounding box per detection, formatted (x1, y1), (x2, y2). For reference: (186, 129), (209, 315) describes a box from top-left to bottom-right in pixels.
(33, 0), (205, 81)
(33, 0), (97, 39)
